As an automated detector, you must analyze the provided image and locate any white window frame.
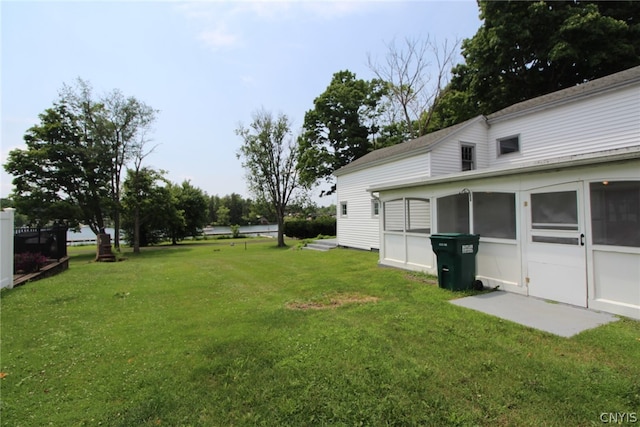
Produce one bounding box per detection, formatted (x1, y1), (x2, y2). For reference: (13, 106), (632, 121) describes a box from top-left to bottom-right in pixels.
(340, 201), (348, 217)
(497, 135), (520, 156)
(371, 199), (380, 218)
(461, 142), (476, 171)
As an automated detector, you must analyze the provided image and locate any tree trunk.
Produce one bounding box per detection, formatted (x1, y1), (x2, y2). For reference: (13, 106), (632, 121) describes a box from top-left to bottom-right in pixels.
(133, 206), (140, 254)
(95, 233), (116, 262)
(276, 214), (286, 247)
(113, 210), (121, 251)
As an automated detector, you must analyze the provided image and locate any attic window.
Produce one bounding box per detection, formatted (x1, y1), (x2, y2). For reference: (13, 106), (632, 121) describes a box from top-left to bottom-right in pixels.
(461, 144), (475, 171)
(498, 136), (520, 155)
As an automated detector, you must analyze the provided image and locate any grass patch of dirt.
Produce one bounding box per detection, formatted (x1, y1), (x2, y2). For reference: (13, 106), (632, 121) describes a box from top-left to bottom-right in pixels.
(286, 292), (380, 310)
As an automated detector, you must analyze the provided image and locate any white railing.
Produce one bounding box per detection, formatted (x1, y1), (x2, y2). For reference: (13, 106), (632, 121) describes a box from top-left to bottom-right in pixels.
(0, 208), (15, 289)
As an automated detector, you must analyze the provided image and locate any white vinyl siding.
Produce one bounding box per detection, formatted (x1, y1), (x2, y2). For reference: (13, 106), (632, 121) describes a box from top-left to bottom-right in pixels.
(336, 152), (431, 250)
(430, 121), (488, 176)
(488, 87), (640, 168)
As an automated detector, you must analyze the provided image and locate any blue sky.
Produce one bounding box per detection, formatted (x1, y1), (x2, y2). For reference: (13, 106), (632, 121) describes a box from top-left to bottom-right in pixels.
(1, 0), (482, 205)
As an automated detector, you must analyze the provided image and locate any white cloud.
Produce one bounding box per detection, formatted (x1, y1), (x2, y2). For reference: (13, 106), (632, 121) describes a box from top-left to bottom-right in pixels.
(240, 74), (257, 87)
(175, 2), (243, 51)
(177, 0), (379, 53)
(197, 25), (240, 50)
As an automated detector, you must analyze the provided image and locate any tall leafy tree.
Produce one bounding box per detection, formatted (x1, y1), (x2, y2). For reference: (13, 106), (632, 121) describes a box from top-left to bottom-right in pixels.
(221, 193), (246, 225)
(216, 205), (231, 226)
(236, 108), (306, 247)
(60, 79), (157, 250)
(121, 168), (184, 249)
(174, 180), (208, 239)
(207, 195), (221, 225)
(248, 197), (276, 224)
(430, 0), (640, 130)
(4, 79), (157, 251)
(99, 89), (157, 249)
(122, 167), (162, 252)
(297, 70), (387, 195)
(4, 103), (112, 233)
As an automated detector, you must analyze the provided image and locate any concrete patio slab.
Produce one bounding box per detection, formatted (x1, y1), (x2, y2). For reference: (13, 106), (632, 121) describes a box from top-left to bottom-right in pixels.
(450, 291), (619, 337)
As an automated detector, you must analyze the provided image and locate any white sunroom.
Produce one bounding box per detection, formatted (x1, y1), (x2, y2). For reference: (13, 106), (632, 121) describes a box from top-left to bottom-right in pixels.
(368, 147), (640, 320)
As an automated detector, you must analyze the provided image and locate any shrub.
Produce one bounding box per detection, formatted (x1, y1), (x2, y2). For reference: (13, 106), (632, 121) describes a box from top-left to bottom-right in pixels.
(14, 252), (48, 273)
(284, 217), (336, 239)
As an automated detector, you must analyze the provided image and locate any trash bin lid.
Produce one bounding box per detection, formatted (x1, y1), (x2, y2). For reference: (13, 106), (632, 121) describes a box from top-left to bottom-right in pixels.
(431, 233), (466, 238)
(431, 233), (478, 239)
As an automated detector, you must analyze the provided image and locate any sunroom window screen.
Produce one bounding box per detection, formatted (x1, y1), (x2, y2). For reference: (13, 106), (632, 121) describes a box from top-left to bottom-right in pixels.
(407, 199), (430, 233)
(384, 199), (404, 232)
(531, 191), (578, 230)
(437, 194), (469, 233)
(590, 181), (640, 247)
(473, 192), (516, 239)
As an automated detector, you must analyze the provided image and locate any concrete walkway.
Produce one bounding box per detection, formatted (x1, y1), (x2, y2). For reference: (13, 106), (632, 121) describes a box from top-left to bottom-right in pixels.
(450, 291), (619, 337)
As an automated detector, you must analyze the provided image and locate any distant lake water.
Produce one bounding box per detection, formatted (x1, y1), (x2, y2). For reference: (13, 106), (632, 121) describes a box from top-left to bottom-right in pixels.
(67, 225), (277, 245)
(202, 225), (278, 237)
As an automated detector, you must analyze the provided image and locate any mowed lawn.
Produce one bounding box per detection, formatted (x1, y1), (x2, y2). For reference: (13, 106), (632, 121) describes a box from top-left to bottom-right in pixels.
(1, 239), (639, 426)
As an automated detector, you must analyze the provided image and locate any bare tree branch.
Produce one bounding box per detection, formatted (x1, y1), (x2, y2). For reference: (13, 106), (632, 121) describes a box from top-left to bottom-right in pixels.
(368, 36), (461, 140)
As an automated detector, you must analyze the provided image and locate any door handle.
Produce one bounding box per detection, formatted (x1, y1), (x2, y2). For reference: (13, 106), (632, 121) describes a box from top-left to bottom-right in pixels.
(580, 234), (585, 246)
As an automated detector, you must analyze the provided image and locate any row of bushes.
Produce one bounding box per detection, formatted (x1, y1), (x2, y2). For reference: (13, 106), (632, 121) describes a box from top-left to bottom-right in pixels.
(284, 217), (336, 239)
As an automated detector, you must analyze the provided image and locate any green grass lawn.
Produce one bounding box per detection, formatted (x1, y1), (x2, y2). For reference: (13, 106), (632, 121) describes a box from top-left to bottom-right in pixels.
(2, 240), (639, 426)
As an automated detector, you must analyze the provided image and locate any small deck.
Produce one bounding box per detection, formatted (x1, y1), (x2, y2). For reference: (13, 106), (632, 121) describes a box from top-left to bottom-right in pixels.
(12, 257), (70, 288)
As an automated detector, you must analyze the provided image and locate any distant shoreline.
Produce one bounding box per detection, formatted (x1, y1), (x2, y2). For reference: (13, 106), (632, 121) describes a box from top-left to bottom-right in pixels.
(67, 225), (278, 245)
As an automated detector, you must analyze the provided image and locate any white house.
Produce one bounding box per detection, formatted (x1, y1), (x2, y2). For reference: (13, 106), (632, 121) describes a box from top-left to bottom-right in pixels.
(334, 65), (640, 320)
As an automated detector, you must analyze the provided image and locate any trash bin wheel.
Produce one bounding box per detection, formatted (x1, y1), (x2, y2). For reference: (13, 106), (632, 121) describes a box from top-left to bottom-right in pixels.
(472, 280), (484, 291)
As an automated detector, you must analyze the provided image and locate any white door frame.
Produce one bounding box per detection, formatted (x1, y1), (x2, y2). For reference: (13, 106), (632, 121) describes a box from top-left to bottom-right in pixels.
(523, 182), (588, 307)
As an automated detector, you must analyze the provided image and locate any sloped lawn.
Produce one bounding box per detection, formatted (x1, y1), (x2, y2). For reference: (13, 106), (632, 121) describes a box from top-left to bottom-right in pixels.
(1, 240), (639, 426)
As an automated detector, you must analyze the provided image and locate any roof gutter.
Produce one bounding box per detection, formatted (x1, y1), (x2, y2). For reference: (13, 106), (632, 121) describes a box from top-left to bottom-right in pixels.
(334, 116), (487, 177)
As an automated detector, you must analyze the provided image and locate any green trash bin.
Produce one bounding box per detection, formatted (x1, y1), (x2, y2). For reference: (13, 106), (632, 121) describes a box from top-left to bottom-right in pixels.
(430, 233), (482, 291)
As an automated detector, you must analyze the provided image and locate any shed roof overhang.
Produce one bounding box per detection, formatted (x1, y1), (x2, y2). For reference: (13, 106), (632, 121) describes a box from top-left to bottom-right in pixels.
(366, 146), (640, 193)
